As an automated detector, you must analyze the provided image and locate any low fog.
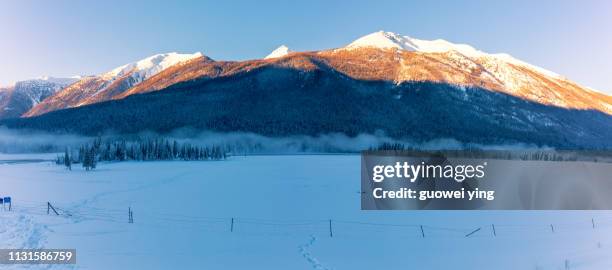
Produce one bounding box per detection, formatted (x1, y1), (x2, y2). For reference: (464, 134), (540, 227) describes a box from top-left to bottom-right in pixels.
(0, 126), (542, 154)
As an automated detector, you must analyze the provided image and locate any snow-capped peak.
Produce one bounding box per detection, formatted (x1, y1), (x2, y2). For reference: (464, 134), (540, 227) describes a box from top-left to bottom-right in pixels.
(346, 31), (482, 57)
(36, 76), (81, 85)
(346, 31), (560, 79)
(346, 31), (414, 50)
(1, 76), (80, 89)
(265, 45), (292, 59)
(103, 52), (203, 80)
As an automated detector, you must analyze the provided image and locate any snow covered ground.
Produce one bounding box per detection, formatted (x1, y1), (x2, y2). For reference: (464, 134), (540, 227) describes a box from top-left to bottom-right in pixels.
(1, 154), (612, 269)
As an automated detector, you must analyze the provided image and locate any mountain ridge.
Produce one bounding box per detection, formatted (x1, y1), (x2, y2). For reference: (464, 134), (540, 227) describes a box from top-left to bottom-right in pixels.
(4, 68), (610, 148)
(23, 52), (202, 117)
(3, 31), (611, 149)
(0, 77), (79, 119)
(22, 31), (611, 117)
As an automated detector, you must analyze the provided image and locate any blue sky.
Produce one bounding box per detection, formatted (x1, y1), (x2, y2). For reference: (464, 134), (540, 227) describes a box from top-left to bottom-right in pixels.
(1, 0), (611, 93)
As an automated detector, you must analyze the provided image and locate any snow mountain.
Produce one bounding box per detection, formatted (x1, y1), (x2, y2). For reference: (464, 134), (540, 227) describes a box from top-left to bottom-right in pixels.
(0, 77), (79, 119)
(347, 31), (557, 75)
(23, 31), (611, 117)
(347, 30), (487, 56)
(7, 31), (612, 148)
(265, 45), (293, 59)
(24, 52), (203, 117)
(102, 52), (204, 81)
(344, 31), (609, 114)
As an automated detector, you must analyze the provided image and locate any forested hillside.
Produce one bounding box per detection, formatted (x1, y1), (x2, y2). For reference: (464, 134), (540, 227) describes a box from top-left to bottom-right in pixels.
(3, 65), (611, 149)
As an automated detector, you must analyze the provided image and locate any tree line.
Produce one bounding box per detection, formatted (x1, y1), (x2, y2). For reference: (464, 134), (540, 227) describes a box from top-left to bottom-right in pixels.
(56, 137), (229, 170)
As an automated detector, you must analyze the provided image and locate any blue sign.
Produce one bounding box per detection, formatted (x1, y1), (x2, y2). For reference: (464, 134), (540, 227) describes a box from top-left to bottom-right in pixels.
(3, 197), (10, 203)
(0, 198), (3, 204)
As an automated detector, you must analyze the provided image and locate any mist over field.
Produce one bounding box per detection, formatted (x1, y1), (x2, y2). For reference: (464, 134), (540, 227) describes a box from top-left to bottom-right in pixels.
(0, 126), (409, 154)
(0, 126), (91, 153)
(0, 126), (548, 155)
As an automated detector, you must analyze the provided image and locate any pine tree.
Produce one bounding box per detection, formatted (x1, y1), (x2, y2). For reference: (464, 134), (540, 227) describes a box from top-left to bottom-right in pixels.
(82, 148), (90, 170)
(90, 147), (97, 170)
(64, 148), (72, 171)
(82, 145), (97, 171)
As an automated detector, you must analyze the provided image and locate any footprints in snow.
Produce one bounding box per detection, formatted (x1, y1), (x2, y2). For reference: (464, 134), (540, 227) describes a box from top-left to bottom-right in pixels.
(299, 235), (332, 270)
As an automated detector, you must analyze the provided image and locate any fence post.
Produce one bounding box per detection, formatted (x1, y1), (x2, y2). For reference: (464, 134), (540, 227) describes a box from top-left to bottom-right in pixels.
(128, 207), (134, 223)
(492, 224), (496, 237)
(592, 218), (595, 229)
(231, 218), (234, 232)
(550, 224), (555, 233)
(329, 219), (333, 238)
(420, 225), (425, 238)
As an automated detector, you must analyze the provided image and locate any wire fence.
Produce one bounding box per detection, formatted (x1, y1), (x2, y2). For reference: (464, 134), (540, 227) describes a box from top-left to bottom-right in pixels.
(3, 199), (612, 269)
(5, 199), (612, 240)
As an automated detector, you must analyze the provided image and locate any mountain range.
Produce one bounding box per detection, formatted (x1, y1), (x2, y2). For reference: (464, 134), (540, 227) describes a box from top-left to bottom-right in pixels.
(0, 76), (80, 119)
(22, 52), (202, 117)
(2, 31), (611, 148)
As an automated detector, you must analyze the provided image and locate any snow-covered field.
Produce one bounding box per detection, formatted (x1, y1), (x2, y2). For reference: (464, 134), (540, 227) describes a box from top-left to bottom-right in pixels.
(1, 154), (612, 269)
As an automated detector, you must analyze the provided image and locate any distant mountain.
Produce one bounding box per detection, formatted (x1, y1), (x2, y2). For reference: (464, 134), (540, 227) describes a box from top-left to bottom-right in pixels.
(265, 45), (293, 59)
(22, 31), (612, 116)
(0, 77), (79, 119)
(342, 31), (611, 114)
(4, 31), (611, 148)
(23, 52), (203, 117)
(114, 31), (611, 115)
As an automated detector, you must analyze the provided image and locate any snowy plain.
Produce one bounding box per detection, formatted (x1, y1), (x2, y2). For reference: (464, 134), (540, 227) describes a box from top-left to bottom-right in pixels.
(0, 154), (611, 269)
